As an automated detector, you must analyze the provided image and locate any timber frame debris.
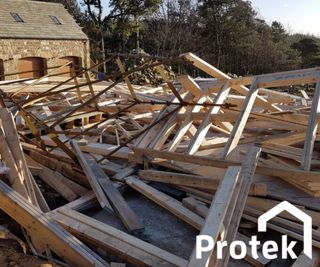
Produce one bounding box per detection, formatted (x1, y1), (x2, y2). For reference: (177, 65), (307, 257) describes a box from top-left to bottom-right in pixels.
(0, 52), (319, 266)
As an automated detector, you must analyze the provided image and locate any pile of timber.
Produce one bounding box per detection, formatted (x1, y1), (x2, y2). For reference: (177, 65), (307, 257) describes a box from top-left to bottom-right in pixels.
(0, 53), (319, 266)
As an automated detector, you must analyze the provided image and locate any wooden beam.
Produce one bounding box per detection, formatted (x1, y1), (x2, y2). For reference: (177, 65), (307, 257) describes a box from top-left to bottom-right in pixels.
(131, 147), (320, 183)
(181, 52), (281, 112)
(182, 196), (271, 267)
(125, 176), (204, 230)
(177, 75), (203, 97)
(188, 166), (241, 266)
(301, 81), (320, 170)
(0, 127), (30, 200)
(49, 191), (97, 214)
(26, 149), (89, 188)
(138, 169), (220, 190)
(155, 64), (185, 104)
(221, 79), (259, 158)
(51, 208), (188, 267)
(0, 109), (38, 206)
(71, 141), (144, 233)
(212, 147), (261, 267)
(0, 180), (107, 267)
(246, 196), (320, 226)
(187, 83), (232, 155)
(116, 57), (137, 100)
(26, 155), (78, 202)
(98, 174), (144, 233)
(242, 207), (320, 248)
(71, 141), (112, 211)
(148, 93), (193, 150)
(169, 96), (207, 152)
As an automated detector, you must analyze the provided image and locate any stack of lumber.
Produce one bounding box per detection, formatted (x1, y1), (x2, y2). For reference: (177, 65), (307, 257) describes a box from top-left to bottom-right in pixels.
(0, 53), (319, 266)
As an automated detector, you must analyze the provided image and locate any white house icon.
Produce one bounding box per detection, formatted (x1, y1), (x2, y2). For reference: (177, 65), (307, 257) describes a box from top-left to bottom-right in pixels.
(258, 201), (312, 259)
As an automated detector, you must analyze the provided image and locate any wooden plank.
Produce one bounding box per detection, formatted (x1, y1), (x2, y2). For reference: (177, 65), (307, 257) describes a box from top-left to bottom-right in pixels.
(80, 143), (131, 160)
(0, 180), (107, 267)
(42, 106), (68, 142)
(98, 174), (144, 233)
(227, 108), (307, 130)
(140, 169), (264, 197)
(187, 83), (232, 155)
(133, 91), (179, 149)
(113, 165), (136, 181)
(71, 141), (143, 233)
(212, 147), (261, 267)
(0, 108), (40, 208)
(116, 57), (137, 100)
(221, 79), (259, 158)
(177, 75), (203, 97)
(26, 149), (89, 188)
(49, 191), (97, 214)
(242, 207), (320, 248)
(26, 155), (78, 202)
(71, 140), (112, 211)
(246, 196), (320, 226)
(256, 69), (320, 88)
(125, 176), (204, 230)
(182, 197), (208, 218)
(182, 197), (270, 267)
(52, 208), (189, 267)
(235, 233), (271, 267)
(209, 179), (243, 267)
(131, 148), (320, 184)
(57, 173), (89, 196)
(138, 170), (220, 190)
(301, 81), (320, 170)
(261, 143), (304, 161)
(84, 70), (99, 108)
(169, 96), (207, 152)
(300, 90), (310, 100)
(70, 67), (84, 103)
(0, 127), (30, 200)
(181, 53), (281, 111)
(188, 166), (241, 266)
(149, 93), (193, 150)
(155, 64), (184, 104)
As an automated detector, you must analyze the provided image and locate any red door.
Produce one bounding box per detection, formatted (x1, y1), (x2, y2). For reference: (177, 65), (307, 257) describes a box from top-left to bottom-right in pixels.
(18, 57), (46, 79)
(58, 56), (82, 77)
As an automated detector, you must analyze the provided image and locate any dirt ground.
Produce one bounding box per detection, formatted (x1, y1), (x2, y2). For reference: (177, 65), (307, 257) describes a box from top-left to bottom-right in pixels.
(0, 239), (59, 267)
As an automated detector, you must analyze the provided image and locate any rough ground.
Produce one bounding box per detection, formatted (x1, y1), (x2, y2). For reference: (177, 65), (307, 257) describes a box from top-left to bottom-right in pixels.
(0, 239), (57, 267)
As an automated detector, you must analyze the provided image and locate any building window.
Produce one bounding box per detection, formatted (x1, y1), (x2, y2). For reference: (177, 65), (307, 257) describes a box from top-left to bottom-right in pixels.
(49, 15), (62, 25)
(10, 12), (24, 22)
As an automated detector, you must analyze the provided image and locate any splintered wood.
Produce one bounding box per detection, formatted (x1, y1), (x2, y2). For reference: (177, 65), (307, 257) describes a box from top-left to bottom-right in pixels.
(0, 53), (319, 266)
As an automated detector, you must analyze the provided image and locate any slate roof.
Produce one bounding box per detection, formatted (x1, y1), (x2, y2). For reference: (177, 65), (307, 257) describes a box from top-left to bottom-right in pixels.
(0, 0), (88, 40)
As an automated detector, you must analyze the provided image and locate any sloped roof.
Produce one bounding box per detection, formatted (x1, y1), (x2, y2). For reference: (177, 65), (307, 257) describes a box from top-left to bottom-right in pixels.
(0, 0), (88, 40)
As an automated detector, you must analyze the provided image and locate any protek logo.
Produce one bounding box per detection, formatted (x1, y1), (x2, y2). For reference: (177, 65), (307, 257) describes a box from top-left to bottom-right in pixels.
(196, 201), (312, 260)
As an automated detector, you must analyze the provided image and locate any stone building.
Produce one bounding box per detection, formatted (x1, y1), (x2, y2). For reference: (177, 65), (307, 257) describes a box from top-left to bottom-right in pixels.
(0, 0), (90, 80)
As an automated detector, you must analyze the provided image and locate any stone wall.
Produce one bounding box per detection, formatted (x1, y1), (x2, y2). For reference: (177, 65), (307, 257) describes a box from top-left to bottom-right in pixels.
(0, 38), (90, 80)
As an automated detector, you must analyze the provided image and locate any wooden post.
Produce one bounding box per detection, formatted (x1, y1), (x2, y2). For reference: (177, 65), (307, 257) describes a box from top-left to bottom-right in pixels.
(220, 79), (259, 159)
(301, 81), (320, 170)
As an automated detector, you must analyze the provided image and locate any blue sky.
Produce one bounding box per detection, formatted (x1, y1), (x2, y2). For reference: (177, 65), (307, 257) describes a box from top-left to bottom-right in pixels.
(250, 0), (320, 36)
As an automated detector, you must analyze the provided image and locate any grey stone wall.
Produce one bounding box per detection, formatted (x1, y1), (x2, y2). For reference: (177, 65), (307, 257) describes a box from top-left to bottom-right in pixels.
(0, 38), (90, 80)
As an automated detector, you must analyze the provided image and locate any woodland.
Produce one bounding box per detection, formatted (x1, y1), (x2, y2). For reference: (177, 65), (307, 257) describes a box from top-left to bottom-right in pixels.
(35, 0), (320, 76)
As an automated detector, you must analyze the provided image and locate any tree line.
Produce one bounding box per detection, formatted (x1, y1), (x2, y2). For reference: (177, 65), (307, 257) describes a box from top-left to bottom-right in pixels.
(35, 0), (320, 76)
